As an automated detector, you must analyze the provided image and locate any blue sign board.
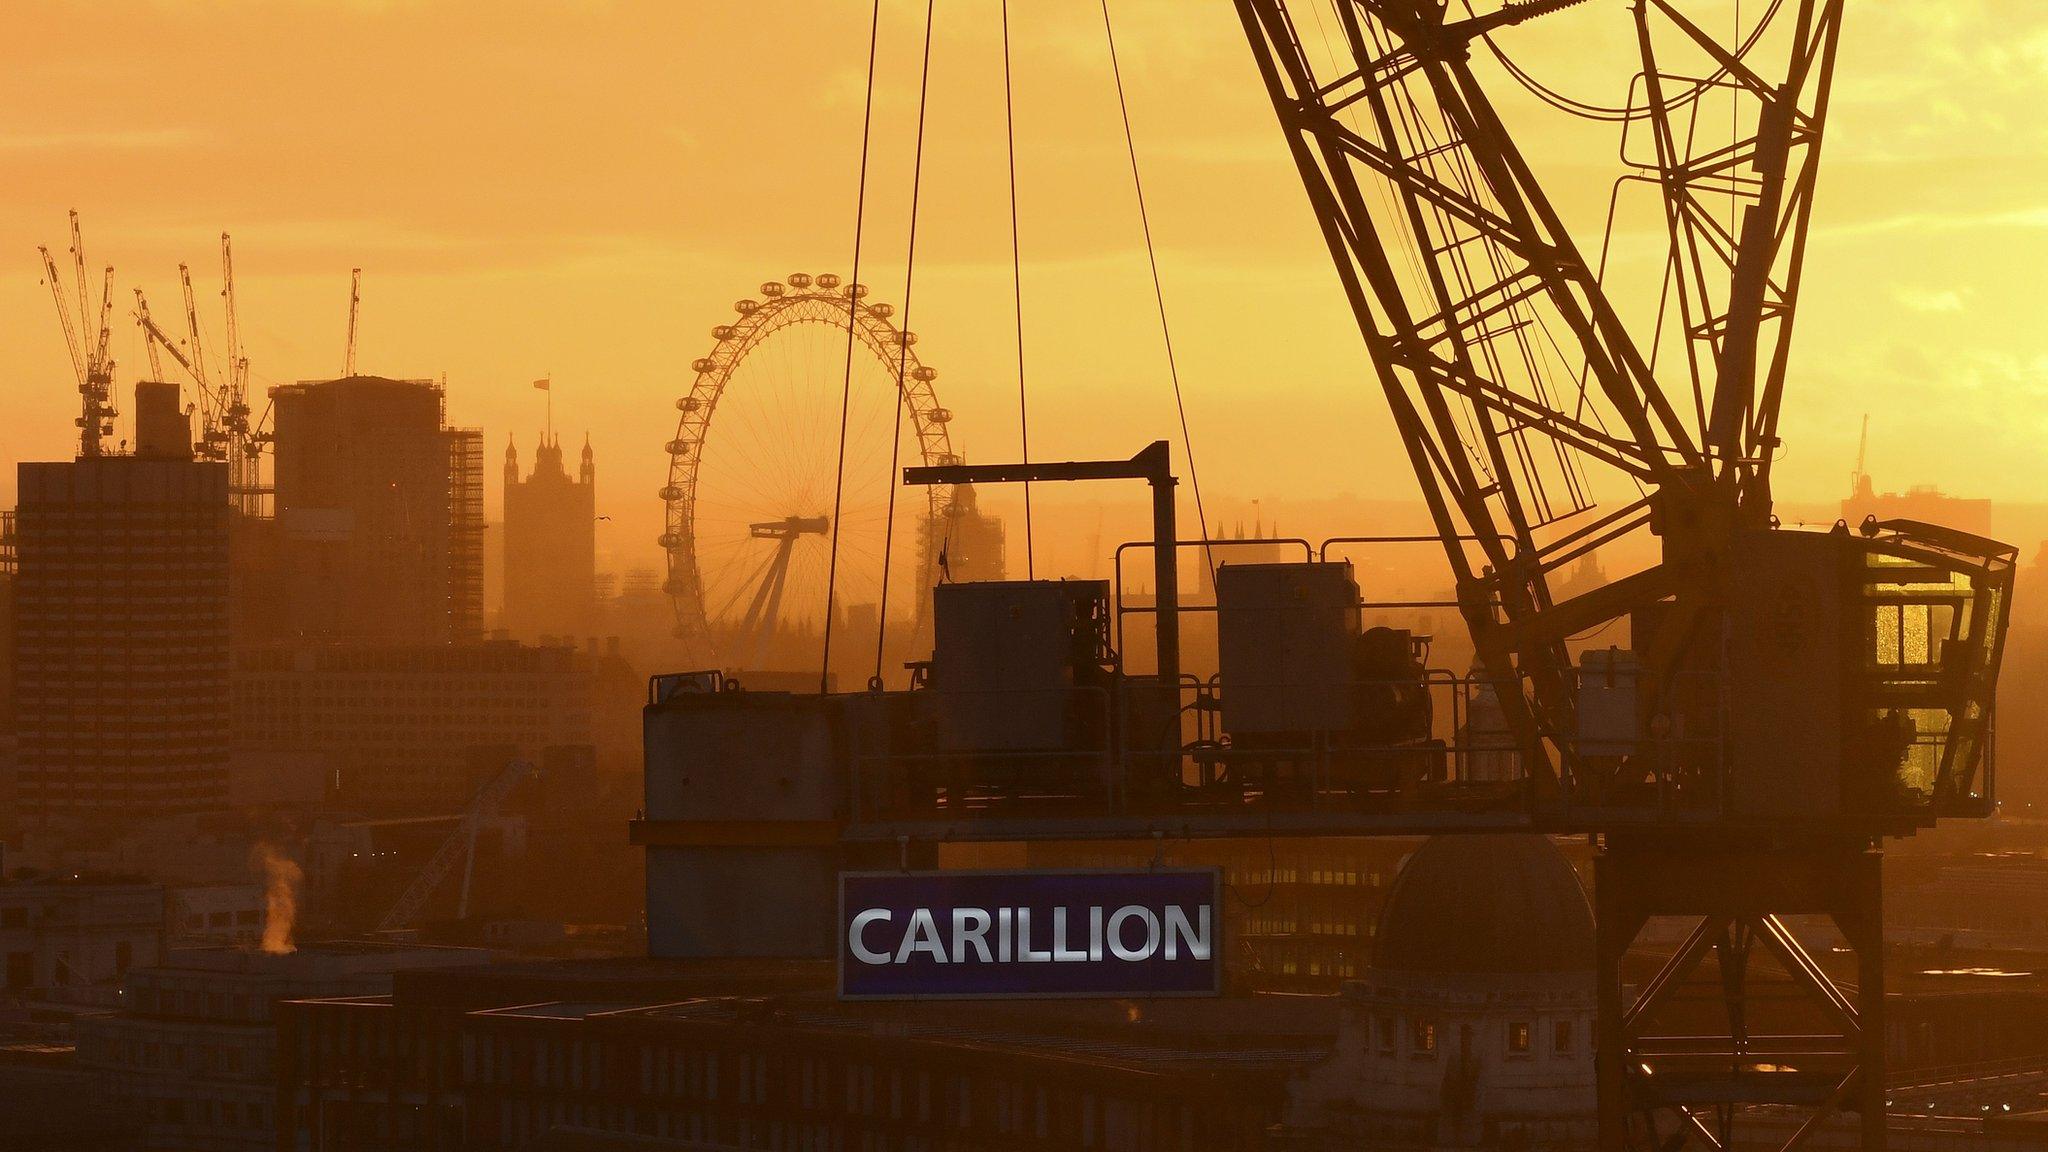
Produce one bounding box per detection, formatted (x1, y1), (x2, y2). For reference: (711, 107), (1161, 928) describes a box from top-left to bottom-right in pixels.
(838, 868), (1222, 1000)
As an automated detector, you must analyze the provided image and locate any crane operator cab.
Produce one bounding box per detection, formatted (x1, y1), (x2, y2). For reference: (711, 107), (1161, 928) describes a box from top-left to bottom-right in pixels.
(1579, 519), (2013, 831)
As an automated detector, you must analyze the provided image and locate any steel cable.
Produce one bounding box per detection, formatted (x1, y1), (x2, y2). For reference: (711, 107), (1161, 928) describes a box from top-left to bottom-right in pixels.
(873, 0), (939, 688)
(819, 0), (884, 694)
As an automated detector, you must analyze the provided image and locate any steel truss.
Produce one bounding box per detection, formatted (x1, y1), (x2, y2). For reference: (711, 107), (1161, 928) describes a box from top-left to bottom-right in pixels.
(1597, 840), (1885, 1150)
(1233, 0), (1848, 791)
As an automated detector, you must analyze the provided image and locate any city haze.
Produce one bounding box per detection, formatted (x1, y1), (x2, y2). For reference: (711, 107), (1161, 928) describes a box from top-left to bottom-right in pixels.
(3, 1), (2043, 566)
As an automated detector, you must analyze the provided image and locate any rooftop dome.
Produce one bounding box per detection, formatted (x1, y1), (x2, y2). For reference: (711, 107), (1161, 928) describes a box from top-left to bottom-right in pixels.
(1371, 834), (1594, 976)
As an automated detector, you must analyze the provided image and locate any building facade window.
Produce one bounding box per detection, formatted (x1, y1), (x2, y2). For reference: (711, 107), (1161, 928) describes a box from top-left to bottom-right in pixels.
(1554, 1020), (1574, 1054)
(1507, 1022), (1531, 1054)
(1411, 1018), (1437, 1056)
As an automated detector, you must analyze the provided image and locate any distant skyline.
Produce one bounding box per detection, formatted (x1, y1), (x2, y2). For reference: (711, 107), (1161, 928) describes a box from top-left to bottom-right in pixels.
(4, 1), (2042, 573)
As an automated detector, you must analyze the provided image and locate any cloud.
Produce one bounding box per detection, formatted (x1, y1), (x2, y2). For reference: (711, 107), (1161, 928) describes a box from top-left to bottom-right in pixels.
(1892, 285), (1970, 314)
(0, 128), (204, 151)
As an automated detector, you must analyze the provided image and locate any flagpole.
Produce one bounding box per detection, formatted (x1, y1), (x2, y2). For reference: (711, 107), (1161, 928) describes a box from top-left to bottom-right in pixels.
(533, 375), (555, 441)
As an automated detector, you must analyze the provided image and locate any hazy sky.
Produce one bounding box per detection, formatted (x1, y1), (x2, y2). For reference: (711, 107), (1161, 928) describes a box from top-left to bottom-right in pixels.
(4, 0), (2044, 579)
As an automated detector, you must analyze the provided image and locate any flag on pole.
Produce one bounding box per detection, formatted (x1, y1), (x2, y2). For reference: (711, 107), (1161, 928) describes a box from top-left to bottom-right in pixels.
(533, 377), (551, 390)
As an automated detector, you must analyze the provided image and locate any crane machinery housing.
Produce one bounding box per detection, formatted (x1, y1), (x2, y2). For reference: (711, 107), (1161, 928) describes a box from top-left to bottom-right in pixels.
(637, 4), (2013, 1150)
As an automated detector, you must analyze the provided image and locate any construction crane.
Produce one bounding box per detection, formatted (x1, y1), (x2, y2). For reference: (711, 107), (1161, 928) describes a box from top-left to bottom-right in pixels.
(151, 241), (273, 516)
(1233, 1), (2012, 1146)
(176, 261), (229, 466)
(217, 233), (268, 517)
(135, 287), (205, 391)
(343, 267), (362, 377)
(632, 7), (2016, 1151)
(36, 210), (116, 458)
(134, 288), (166, 382)
(376, 759), (537, 933)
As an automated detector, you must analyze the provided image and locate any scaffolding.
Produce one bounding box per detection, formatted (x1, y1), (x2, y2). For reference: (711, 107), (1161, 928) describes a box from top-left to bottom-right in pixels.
(447, 427), (485, 639)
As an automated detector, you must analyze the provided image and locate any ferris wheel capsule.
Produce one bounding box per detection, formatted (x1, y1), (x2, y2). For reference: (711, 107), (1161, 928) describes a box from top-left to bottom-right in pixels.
(666, 440), (692, 456)
(896, 331), (917, 346)
(735, 299), (759, 314)
(676, 397), (702, 413)
(760, 281), (785, 297)
(929, 407), (953, 424)
(845, 282), (868, 299)
(912, 366), (937, 382)
(816, 273), (842, 289)
(691, 357), (716, 373)
(868, 302), (895, 319)
(711, 325), (734, 340)
(657, 533), (680, 549)
(659, 486), (683, 501)
(787, 272), (813, 289)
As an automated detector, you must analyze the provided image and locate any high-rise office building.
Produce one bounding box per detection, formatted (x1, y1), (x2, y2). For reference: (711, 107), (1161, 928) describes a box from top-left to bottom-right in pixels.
(12, 383), (231, 824)
(268, 376), (483, 644)
(501, 433), (595, 640)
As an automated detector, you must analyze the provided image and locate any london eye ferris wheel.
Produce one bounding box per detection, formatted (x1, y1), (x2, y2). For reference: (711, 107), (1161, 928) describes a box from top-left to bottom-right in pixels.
(660, 272), (960, 680)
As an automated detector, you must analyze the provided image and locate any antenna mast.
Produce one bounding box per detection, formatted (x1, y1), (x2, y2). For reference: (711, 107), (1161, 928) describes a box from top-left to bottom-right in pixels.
(1850, 412), (1870, 498)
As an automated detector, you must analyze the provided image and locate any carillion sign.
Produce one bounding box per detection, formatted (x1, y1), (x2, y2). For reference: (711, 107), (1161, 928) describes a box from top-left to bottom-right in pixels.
(839, 869), (1222, 1000)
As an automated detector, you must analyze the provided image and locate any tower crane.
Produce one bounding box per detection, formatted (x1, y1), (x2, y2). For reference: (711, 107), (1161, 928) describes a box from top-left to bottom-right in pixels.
(217, 233), (268, 517)
(376, 759), (537, 933)
(36, 210), (117, 458)
(177, 261), (229, 466)
(134, 288), (166, 383)
(1233, 1), (2013, 1146)
(151, 241), (273, 516)
(135, 288), (202, 385)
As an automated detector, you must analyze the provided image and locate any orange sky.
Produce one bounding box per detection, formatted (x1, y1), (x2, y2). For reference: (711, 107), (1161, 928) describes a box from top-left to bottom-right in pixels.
(5, 1), (2044, 583)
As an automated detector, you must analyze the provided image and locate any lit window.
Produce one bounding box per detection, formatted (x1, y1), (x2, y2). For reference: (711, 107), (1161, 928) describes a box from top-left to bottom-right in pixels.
(1508, 1022), (1531, 1054)
(1554, 1021), (1573, 1054)
(1411, 1018), (1436, 1056)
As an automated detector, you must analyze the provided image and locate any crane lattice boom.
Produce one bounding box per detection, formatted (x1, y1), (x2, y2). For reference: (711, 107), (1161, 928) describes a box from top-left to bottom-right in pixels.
(1234, 0), (1851, 787)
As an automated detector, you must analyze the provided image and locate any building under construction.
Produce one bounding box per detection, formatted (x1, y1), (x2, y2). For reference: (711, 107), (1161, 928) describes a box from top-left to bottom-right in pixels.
(267, 376), (483, 644)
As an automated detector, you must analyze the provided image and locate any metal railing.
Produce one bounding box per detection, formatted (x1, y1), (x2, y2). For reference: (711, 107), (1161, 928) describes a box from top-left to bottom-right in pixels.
(833, 668), (1729, 826)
